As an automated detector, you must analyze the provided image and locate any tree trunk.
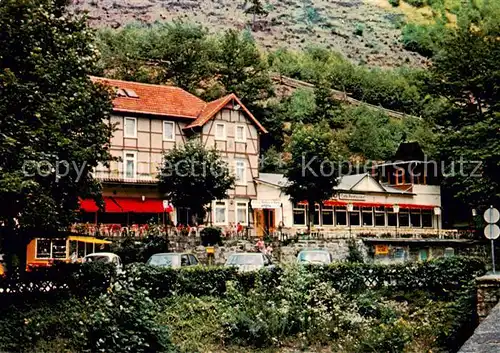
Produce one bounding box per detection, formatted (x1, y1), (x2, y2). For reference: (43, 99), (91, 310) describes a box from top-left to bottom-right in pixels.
(307, 200), (315, 234)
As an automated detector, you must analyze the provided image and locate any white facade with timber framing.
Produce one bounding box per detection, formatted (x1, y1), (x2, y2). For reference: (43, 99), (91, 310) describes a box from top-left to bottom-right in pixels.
(79, 77), (266, 230)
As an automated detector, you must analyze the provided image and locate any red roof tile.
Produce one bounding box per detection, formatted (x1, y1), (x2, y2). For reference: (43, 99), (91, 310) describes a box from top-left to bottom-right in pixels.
(92, 77), (267, 133)
(91, 76), (206, 119)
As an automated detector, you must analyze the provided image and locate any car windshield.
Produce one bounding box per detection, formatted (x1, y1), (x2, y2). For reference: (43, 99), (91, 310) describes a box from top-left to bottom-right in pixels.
(85, 255), (111, 263)
(147, 254), (179, 267)
(226, 254), (263, 266)
(298, 251), (331, 263)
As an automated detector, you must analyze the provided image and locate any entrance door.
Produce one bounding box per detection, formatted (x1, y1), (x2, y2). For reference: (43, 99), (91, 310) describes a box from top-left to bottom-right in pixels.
(254, 209), (265, 237)
(264, 209), (276, 234)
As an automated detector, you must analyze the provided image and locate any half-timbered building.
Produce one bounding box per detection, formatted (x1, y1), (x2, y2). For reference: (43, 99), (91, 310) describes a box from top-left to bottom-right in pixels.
(79, 77), (266, 232)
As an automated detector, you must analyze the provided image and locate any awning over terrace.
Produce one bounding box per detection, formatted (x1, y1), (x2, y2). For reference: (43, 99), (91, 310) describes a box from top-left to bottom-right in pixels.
(298, 200), (437, 209)
(80, 197), (173, 213)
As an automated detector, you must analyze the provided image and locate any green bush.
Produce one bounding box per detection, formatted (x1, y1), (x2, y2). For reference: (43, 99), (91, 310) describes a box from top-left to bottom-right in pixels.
(221, 266), (366, 346)
(0, 257), (485, 352)
(111, 232), (168, 264)
(388, 0), (400, 7)
(353, 23), (364, 36)
(200, 226), (222, 246)
(405, 0), (426, 7)
(85, 283), (175, 353)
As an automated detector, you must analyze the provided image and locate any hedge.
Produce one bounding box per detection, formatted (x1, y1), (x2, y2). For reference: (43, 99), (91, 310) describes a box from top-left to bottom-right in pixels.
(0, 257), (486, 301)
(120, 257), (485, 298)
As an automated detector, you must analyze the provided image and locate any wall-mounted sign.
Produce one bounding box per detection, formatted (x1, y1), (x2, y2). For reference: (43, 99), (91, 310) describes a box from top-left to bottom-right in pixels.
(375, 244), (389, 255)
(251, 200), (282, 209)
(339, 193), (366, 201)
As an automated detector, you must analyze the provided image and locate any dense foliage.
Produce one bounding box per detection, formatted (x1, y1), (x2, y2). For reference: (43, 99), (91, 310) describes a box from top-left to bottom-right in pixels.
(96, 22), (273, 105)
(268, 47), (427, 115)
(0, 257), (484, 352)
(0, 0), (114, 267)
(110, 229), (168, 264)
(428, 2), (500, 209)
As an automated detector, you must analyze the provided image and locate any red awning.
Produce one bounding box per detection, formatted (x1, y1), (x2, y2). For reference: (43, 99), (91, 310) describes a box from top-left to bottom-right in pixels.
(80, 197), (171, 213)
(301, 200), (438, 210)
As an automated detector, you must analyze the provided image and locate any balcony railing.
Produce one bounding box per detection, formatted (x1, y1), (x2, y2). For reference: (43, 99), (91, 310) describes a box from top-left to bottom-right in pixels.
(93, 170), (158, 183)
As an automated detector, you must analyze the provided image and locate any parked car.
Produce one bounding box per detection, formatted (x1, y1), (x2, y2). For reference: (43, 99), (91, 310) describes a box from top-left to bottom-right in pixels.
(297, 249), (332, 265)
(146, 253), (200, 268)
(83, 252), (123, 272)
(225, 252), (274, 272)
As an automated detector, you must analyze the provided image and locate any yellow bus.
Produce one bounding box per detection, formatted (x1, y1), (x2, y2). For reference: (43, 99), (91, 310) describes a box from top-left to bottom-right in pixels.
(26, 235), (112, 270)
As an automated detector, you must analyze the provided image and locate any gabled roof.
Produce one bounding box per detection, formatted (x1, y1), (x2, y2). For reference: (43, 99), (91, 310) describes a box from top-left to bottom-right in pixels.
(92, 77), (267, 133)
(255, 173), (413, 195)
(336, 173), (367, 190)
(184, 93), (267, 133)
(255, 173), (289, 187)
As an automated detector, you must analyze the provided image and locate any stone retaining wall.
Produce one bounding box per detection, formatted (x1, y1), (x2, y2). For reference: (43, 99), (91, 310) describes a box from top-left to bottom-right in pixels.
(458, 274), (500, 352)
(476, 275), (500, 322)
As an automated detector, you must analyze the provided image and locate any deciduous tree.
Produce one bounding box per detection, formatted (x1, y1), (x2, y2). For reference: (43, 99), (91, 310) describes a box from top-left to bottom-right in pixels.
(431, 3), (500, 208)
(0, 0), (114, 267)
(213, 29), (273, 105)
(158, 141), (235, 224)
(283, 121), (343, 232)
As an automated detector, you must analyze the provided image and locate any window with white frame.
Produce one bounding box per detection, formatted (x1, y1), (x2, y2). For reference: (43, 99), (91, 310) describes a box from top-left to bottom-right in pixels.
(387, 207), (397, 227)
(410, 209), (421, 227)
(374, 206), (386, 226)
(163, 121), (175, 141)
(335, 206), (347, 225)
(235, 160), (246, 185)
(35, 239), (66, 259)
(36, 239), (51, 259)
(123, 151), (137, 179)
(236, 202), (248, 224)
(349, 206), (361, 226)
(422, 210), (433, 227)
(124, 117), (137, 138)
(322, 205), (334, 225)
(399, 208), (410, 227)
(293, 203), (306, 225)
(362, 207), (374, 226)
(235, 125), (246, 142)
(215, 123), (226, 140)
(214, 201), (227, 224)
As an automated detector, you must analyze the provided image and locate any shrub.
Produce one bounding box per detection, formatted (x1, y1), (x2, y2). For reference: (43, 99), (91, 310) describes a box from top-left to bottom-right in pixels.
(84, 282), (176, 353)
(111, 232), (169, 264)
(353, 23), (364, 36)
(200, 226), (222, 246)
(388, 0), (400, 7)
(356, 319), (413, 352)
(406, 0), (426, 7)
(347, 239), (364, 263)
(401, 23), (436, 57)
(221, 266), (366, 346)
